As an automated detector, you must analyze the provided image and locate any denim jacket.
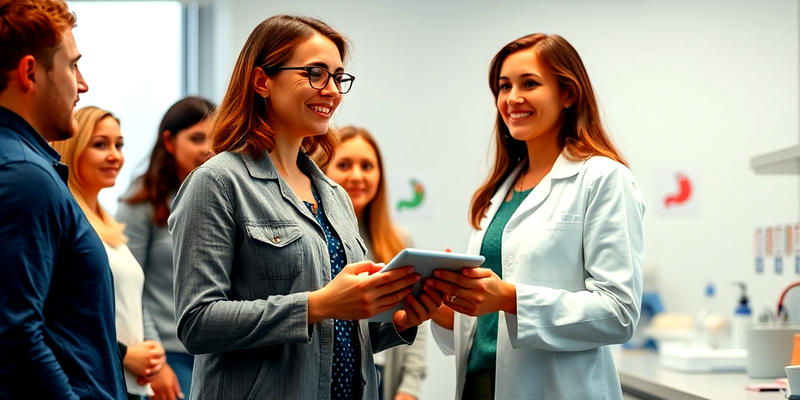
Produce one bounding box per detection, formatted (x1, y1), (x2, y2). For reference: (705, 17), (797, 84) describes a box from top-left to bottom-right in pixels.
(169, 150), (415, 400)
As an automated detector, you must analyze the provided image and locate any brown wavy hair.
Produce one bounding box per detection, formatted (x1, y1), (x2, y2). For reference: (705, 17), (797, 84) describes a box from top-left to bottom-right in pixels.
(0, 0), (76, 92)
(210, 14), (348, 164)
(470, 33), (627, 229)
(123, 97), (215, 226)
(328, 127), (405, 263)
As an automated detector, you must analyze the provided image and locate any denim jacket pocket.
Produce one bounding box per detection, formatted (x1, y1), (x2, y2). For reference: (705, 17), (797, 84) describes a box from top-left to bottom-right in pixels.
(245, 354), (274, 400)
(245, 221), (304, 279)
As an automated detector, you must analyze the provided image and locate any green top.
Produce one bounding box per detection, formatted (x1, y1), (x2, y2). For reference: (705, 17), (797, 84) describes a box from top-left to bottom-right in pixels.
(467, 187), (533, 374)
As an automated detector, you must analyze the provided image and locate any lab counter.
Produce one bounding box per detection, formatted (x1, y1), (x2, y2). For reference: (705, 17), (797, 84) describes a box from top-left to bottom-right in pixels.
(616, 349), (786, 400)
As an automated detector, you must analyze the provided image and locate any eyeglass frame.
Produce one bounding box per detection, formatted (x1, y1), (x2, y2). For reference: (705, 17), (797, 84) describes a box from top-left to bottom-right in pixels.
(272, 66), (356, 94)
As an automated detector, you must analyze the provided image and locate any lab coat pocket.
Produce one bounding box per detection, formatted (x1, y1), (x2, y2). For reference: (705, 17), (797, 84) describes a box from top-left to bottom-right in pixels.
(526, 221), (582, 283)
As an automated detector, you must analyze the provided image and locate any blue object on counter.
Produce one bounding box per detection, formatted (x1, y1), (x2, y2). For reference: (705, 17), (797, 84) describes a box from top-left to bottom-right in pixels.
(624, 291), (664, 350)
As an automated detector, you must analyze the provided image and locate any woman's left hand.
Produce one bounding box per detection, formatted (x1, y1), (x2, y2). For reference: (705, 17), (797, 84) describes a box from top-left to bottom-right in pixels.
(425, 268), (516, 317)
(393, 286), (443, 332)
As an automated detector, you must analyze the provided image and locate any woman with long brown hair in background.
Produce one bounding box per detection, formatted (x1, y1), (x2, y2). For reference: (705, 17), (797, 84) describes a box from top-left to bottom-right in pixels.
(116, 96), (216, 399)
(324, 126), (428, 400)
(426, 33), (645, 400)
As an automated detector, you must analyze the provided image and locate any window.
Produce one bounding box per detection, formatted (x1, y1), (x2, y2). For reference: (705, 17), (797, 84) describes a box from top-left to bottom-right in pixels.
(68, 1), (184, 214)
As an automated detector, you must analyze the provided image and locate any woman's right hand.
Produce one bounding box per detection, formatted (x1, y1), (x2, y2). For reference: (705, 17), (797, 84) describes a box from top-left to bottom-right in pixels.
(308, 260), (419, 323)
(123, 340), (166, 383)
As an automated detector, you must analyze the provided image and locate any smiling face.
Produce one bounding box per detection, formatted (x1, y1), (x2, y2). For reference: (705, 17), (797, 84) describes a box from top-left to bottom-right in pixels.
(77, 116), (123, 194)
(265, 34), (343, 139)
(326, 136), (381, 218)
(37, 30), (89, 141)
(496, 48), (571, 146)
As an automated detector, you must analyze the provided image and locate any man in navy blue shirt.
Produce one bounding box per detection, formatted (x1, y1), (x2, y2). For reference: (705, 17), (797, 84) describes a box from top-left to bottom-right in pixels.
(0, 1), (126, 398)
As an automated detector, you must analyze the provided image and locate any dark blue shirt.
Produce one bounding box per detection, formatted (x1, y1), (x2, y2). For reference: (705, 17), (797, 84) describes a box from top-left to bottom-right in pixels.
(0, 107), (126, 399)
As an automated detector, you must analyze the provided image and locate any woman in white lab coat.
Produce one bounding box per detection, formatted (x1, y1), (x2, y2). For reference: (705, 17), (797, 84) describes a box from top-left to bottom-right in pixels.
(426, 33), (645, 400)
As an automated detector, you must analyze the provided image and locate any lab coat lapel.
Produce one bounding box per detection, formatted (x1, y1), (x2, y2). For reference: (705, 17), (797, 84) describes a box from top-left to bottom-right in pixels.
(508, 173), (551, 225)
(508, 154), (584, 225)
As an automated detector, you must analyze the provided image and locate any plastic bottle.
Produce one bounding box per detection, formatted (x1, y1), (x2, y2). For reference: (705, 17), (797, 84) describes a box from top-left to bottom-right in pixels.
(731, 282), (751, 349)
(693, 282), (715, 349)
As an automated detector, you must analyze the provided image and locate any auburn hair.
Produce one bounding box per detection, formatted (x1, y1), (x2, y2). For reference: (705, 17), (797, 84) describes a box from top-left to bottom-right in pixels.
(211, 15), (348, 164)
(50, 106), (127, 247)
(325, 127), (406, 263)
(0, 0), (76, 92)
(470, 33), (627, 229)
(124, 97), (216, 226)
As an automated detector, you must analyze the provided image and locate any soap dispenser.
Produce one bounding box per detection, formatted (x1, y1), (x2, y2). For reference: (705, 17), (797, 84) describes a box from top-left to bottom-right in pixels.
(731, 282), (752, 349)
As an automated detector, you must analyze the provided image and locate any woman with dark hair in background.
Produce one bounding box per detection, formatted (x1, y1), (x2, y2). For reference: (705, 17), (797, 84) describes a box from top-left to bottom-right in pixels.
(52, 106), (175, 400)
(324, 126), (428, 400)
(168, 15), (441, 399)
(117, 96), (216, 399)
(427, 33), (645, 400)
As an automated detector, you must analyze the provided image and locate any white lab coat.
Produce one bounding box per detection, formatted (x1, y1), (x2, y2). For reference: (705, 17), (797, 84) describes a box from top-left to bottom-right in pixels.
(432, 154), (645, 400)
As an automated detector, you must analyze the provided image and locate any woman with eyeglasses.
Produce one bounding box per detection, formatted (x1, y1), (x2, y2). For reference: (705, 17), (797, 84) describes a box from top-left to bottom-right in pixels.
(426, 33), (645, 400)
(50, 107), (176, 400)
(169, 15), (442, 400)
(116, 96), (216, 399)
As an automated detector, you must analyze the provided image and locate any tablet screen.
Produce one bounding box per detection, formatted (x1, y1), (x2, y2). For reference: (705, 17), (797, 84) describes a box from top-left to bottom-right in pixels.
(369, 248), (484, 322)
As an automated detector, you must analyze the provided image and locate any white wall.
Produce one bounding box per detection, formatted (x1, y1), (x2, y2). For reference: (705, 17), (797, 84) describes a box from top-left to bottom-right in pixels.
(205, 1), (800, 398)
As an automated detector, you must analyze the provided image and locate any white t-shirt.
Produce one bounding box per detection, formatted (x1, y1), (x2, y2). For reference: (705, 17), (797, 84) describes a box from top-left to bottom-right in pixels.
(105, 243), (151, 396)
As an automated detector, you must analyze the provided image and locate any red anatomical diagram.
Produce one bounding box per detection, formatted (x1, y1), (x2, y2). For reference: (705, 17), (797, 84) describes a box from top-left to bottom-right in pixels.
(664, 173), (692, 207)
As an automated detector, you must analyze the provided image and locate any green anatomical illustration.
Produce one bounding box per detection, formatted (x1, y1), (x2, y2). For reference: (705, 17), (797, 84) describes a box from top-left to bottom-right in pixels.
(397, 179), (424, 210)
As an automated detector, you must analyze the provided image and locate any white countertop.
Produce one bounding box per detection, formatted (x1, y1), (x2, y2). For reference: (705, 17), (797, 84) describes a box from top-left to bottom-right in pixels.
(616, 349), (787, 400)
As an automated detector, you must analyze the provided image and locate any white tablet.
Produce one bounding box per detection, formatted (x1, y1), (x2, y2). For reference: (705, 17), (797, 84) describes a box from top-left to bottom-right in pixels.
(368, 248), (485, 322)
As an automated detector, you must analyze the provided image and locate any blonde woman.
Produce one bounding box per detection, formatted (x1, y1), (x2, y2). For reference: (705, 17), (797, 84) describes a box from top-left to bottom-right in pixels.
(324, 126), (428, 400)
(51, 106), (182, 400)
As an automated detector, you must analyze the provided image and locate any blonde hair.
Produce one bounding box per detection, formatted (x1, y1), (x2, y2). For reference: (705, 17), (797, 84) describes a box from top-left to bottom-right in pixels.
(50, 106), (126, 247)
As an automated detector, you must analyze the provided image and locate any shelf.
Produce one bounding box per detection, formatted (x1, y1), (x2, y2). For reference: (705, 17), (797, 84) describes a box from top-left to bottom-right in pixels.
(750, 145), (800, 174)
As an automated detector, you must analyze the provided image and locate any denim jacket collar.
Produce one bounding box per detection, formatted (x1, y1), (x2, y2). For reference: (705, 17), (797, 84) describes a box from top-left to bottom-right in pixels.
(241, 149), (348, 233)
(241, 149), (338, 188)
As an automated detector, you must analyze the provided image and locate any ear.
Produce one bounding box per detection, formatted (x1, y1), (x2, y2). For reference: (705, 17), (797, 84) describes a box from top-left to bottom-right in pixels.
(162, 130), (175, 154)
(16, 55), (38, 91)
(563, 86), (577, 109)
(252, 66), (270, 98)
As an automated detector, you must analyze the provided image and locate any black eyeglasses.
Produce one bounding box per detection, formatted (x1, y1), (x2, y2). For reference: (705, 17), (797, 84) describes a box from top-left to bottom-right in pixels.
(275, 66), (355, 94)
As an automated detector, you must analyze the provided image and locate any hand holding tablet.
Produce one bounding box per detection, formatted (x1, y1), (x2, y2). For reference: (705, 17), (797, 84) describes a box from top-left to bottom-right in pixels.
(369, 248), (485, 322)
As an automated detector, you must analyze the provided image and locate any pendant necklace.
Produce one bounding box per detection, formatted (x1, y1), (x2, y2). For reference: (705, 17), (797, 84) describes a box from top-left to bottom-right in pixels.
(514, 163), (528, 206)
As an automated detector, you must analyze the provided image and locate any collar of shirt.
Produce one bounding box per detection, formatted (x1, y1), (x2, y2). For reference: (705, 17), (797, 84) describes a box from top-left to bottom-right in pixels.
(0, 106), (68, 183)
